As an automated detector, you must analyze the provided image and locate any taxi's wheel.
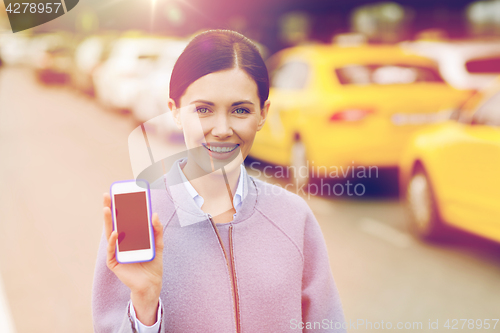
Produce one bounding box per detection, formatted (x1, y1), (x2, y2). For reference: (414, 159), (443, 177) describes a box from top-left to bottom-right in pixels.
(290, 141), (309, 187)
(406, 167), (444, 241)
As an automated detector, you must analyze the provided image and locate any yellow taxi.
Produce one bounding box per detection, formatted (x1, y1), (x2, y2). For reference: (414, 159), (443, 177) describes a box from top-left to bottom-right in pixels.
(249, 44), (471, 184)
(400, 79), (500, 243)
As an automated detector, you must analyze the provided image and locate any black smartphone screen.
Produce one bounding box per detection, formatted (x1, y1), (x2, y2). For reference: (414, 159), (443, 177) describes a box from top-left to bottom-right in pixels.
(114, 192), (151, 251)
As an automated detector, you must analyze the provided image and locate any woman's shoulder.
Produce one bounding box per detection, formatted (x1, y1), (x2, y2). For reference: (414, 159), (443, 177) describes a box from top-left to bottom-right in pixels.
(150, 174), (168, 191)
(250, 176), (313, 217)
(249, 177), (322, 249)
(149, 175), (176, 219)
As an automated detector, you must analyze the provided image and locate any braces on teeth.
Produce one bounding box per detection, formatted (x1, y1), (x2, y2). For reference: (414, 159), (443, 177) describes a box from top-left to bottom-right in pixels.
(206, 145), (237, 153)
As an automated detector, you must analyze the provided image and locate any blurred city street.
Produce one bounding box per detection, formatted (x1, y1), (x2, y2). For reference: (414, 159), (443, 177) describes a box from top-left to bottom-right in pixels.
(1, 67), (500, 332)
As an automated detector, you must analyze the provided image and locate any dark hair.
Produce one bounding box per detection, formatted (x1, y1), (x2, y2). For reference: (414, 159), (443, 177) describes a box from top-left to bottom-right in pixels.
(169, 30), (269, 109)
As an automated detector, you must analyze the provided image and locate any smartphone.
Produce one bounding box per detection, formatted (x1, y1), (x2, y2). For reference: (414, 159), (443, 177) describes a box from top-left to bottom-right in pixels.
(110, 179), (155, 264)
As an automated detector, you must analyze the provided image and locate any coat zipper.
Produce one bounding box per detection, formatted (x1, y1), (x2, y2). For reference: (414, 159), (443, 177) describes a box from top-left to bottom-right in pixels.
(207, 214), (241, 333)
(228, 224), (241, 333)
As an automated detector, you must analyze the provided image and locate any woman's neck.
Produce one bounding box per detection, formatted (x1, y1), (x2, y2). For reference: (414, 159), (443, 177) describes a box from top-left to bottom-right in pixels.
(181, 159), (240, 216)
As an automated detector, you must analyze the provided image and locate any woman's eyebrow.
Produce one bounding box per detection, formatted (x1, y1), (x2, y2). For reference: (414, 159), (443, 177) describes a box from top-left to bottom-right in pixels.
(232, 100), (254, 106)
(190, 99), (215, 106)
(189, 100), (254, 106)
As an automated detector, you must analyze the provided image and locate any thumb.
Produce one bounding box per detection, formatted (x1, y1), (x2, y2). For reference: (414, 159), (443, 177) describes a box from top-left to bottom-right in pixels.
(152, 213), (164, 251)
(106, 231), (119, 270)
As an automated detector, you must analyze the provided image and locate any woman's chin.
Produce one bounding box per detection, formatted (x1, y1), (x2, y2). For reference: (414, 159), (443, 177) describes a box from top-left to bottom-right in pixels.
(196, 150), (244, 175)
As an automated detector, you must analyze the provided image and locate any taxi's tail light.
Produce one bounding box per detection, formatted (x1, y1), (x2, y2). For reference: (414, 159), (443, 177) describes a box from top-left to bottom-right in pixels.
(329, 108), (374, 122)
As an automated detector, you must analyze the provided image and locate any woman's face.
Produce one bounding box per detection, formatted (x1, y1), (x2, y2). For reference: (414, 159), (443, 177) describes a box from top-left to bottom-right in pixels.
(170, 68), (270, 176)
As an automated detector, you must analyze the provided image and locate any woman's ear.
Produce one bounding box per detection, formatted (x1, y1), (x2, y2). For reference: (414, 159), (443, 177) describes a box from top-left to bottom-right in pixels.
(168, 98), (183, 130)
(257, 100), (270, 131)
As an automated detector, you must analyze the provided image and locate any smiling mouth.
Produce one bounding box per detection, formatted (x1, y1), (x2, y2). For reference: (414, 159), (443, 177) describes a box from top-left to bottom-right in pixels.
(202, 143), (239, 153)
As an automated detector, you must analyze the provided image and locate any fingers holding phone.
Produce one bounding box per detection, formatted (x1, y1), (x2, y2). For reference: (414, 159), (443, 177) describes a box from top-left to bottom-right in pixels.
(110, 180), (155, 263)
(151, 212), (164, 258)
(103, 192), (112, 243)
(102, 194), (118, 270)
(101, 181), (164, 295)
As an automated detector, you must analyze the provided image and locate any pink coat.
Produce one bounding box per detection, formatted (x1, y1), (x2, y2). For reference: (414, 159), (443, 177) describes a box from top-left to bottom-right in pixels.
(92, 159), (346, 332)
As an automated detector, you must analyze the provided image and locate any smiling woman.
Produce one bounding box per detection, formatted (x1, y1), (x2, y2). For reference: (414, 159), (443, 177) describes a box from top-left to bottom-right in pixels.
(170, 68), (268, 187)
(92, 29), (346, 333)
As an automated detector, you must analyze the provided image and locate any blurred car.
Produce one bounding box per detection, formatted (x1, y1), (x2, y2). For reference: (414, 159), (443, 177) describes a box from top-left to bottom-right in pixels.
(400, 79), (500, 243)
(92, 35), (167, 111)
(130, 38), (188, 140)
(0, 33), (32, 66)
(71, 34), (116, 95)
(249, 44), (472, 184)
(32, 32), (76, 84)
(401, 40), (500, 90)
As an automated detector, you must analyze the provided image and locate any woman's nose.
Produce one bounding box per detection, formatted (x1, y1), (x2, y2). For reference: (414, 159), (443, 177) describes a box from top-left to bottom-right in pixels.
(211, 113), (233, 138)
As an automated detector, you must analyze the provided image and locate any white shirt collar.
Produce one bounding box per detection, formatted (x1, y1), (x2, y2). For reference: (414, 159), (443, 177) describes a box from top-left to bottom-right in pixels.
(177, 163), (246, 214)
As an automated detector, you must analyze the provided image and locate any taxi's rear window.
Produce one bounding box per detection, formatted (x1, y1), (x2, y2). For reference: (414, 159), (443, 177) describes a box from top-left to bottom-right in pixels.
(465, 57), (500, 74)
(335, 64), (444, 85)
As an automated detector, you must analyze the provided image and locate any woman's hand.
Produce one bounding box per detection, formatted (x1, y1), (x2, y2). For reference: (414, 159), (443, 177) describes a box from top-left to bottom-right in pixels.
(103, 192), (164, 326)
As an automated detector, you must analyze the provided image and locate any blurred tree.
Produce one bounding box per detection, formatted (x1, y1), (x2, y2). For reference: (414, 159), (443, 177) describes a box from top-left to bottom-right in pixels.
(75, 9), (99, 34)
(351, 2), (412, 43)
(467, 0), (500, 36)
(278, 11), (312, 46)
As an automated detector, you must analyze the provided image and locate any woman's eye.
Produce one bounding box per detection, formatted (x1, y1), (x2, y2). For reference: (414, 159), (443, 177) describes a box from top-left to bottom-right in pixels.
(197, 107), (210, 114)
(234, 108), (249, 114)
